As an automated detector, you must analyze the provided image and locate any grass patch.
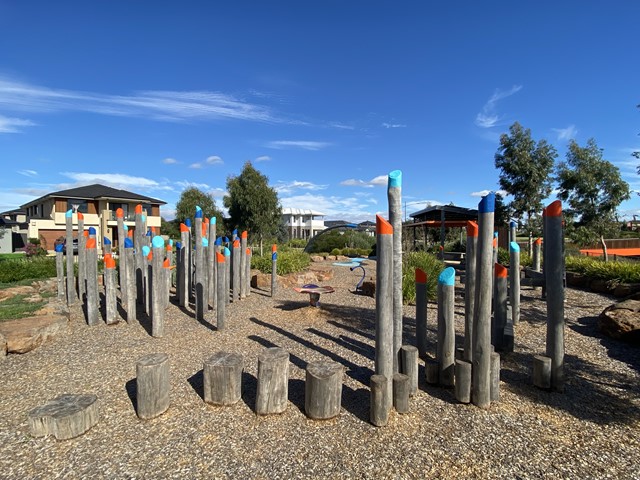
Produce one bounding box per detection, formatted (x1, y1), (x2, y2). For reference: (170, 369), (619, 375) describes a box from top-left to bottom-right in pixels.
(0, 294), (47, 321)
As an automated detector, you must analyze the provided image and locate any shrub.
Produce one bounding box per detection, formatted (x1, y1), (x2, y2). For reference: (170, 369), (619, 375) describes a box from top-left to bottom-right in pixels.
(251, 250), (310, 276)
(0, 256), (57, 284)
(330, 248), (342, 256)
(402, 252), (445, 304)
(565, 255), (640, 284)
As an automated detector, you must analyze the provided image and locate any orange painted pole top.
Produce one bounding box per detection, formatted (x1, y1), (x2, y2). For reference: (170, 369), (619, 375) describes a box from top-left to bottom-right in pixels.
(495, 263), (508, 278)
(180, 223), (189, 232)
(376, 214), (393, 235)
(415, 268), (427, 284)
(105, 256), (116, 269)
(546, 200), (562, 217)
(492, 237), (497, 248)
(534, 238), (542, 245)
(77, 212), (84, 221)
(466, 220), (478, 237)
(135, 204), (143, 214)
(84, 230), (89, 237)
(116, 208), (124, 219)
(163, 259), (170, 268)
(86, 238), (96, 249)
(241, 230), (248, 239)
(246, 248), (251, 255)
(272, 244), (277, 253)
(233, 239), (240, 248)
(216, 252), (226, 263)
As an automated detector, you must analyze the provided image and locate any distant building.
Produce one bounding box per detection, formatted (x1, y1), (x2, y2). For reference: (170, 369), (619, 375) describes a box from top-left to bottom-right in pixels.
(281, 208), (327, 240)
(20, 184), (165, 253)
(0, 208), (28, 253)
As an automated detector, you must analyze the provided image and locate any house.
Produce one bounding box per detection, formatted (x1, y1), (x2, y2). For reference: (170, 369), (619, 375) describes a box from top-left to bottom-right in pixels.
(0, 208), (28, 253)
(281, 207), (327, 240)
(20, 184), (166, 253)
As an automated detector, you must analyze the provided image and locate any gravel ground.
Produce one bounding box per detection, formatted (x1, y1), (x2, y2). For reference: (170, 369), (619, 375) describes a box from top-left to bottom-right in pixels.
(0, 260), (639, 479)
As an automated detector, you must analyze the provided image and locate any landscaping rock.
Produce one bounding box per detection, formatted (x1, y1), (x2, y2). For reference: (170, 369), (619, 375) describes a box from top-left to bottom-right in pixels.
(565, 272), (588, 288)
(589, 279), (615, 294)
(613, 283), (640, 298)
(251, 272), (273, 290)
(308, 265), (334, 281)
(310, 256), (325, 263)
(0, 314), (69, 354)
(599, 300), (640, 345)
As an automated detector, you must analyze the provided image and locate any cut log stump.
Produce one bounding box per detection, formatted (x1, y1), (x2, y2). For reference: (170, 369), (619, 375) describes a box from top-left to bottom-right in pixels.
(533, 355), (552, 389)
(28, 393), (99, 440)
(454, 359), (472, 404)
(393, 373), (410, 414)
(203, 352), (243, 406)
(370, 374), (388, 427)
(305, 360), (344, 420)
(400, 345), (418, 396)
(255, 347), (289, 415)
(136, 353), (170, 419)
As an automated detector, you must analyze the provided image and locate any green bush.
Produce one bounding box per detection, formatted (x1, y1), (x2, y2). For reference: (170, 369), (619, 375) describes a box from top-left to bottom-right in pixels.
(285, 238), (307, 248)
(251, 250), (310, 276)
(402, 252), (445, 304)
(565, 255), (640, 284)
(0, 256), (58, 284)
(330, 248), (341, 256)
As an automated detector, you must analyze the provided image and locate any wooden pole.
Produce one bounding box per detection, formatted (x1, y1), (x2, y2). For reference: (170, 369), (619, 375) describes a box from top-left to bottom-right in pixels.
(104, 254), (118, 325)
(151, 236), (165, 337)
(271, 244), (277, 298)
(454, 359), (472, 403)
(185, 218), (193, 303)
(255, 347), (290, 415)
(77, 213), (86, 300)
(240, 231), (248, 299)
(545, 200), (565, 392)
(194, 207), (205, 320)
(116, 209), (127, 309)
(509, 220), (517, 244)
(178, 223), (189, 307)
(415, 269), (428, 358)
(392, 373), (410, 414)
(464, 221), (478, 363)
(124, 237), (136, 323)
(492, 263), (508, 352)
(224, 247), (231, 305)
(245, 248), (252, 297)
(533, 237), (542, 272)
(65, 210), (77, 305)
(472, 192), (494, 408)
(387, 170), (403, 374)
(490, 352), (501, 402)
(55, 246), (65, 301)
(208, 217), (217, 310)
(375, 214), (394, 414)
(136, 353), (170, 419)
(142, 246), (151, 315)
(134, 204), (144, 307)
(85, 234), (99, 326)
(103, 236), (112, 256)
(232, 239), (240, 302)
(509, 241), (521, 325)
(216, 252), (226, 330)
(437, 266), (455, 387)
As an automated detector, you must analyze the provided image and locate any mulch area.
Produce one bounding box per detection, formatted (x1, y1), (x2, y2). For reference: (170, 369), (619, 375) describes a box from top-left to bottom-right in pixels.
(0, 260), (639, 479)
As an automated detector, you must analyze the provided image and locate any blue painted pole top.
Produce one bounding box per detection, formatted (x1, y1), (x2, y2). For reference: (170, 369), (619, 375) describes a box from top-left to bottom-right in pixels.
(146, 229), (152, 237)
(223, 247), (231, 257)
(104, 237), (111, 245)
(124, 238), (134, 248)
(65, 209), (73, 218)
(175, 241), (182, 249)
(223, 236), (229, 243)
(55, 244), (64, 252)
(142, 245), (150, 257)
(152, 236), (165, 248)
(195, 206), (203, 218)
(185, 218), (192, 228)
(214, 237), (222, 246)
(510, 220), (517, 228)
(494, 231), (499, 238)
(510, 241), (520, 252)
(272, 252), (278, 261)
(478, 192), (495, 213)
(88, 227), (96, 235)
(388, 169), (402, 188)
(438, 267), (456, 286)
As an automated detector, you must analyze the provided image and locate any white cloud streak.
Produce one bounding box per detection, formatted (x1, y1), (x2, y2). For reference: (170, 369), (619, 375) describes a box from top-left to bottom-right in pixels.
(206, 155), (223, 165)
(470, 189), (508, 198)
(0, 114), (36, 133)
(274, 180), (328, 195)
(255, 155), (271, 162)
(18, 169), (38, 177)
(163, 157), (179, 165)
(61, 172), (161, 189)
(340, 175), (387, 188)
(266, 140), (332, 151)
(382, 122), (407, 129)
(552, 124), (578, 141)
(475, 85), (523, 128)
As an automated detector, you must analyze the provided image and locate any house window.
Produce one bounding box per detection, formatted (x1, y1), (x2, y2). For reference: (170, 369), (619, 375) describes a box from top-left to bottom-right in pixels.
(142, 204), (153, 216)
(67, 200), (88, 214)
(111, 203), (129, 217)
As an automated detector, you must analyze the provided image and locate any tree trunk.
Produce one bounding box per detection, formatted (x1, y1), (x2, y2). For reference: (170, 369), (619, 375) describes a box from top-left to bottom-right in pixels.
(600, 236), (608, 262)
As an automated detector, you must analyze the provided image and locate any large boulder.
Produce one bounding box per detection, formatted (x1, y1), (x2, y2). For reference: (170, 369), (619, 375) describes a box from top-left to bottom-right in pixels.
(599, 300), (640, 345)
(0, 315), (69, 354)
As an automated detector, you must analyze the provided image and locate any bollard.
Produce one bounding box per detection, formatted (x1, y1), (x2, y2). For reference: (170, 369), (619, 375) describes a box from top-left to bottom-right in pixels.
(232, 239), (240, 302)
(472, 192), (494, 408)
(216, 252), (226, 330)
(136, 353), (170, 419)
(375, 214), (394, 414)
(400, 345), (418, 396)
(533, 238), (542, 272)
(509, 241), (521, 325)
(493, 263), (508, 351)
(143, 246), (151, 315)
(104, 254), (118, 325)
(85, 235), (100, 326)
(240, 231), (248, 299)
(55, 245), (65, 301)
(464, 221), (478, 363)
(370, 374), (389, 427)
(203, 352), (243, 406)
(164, 245), (172, 309)
(151, 236), (165, 337)
(124, 238), (136, 323)
(305, 361), (344, 420)
(425, 358), (439, 385)
(509, 220), (517, 244)
(65, 210), (77, 305)
(392, 373), (410, 414)
(437, 267), (456, 387)
(415, 269), (428, 358)
(255, 347), (290, 415)
(387, 170), (403, 375)
(454, 359), (472, 403)
(77, 213), (86, 300)
(271, 244), (277, 298)
(545, 200), (565, 392)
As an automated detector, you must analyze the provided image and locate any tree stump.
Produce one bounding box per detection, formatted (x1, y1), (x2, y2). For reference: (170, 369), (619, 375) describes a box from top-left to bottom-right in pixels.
(370, 374), (388, 427)
(28, 394), (98, 440)
(392, 373), (410, 414)
(305, 360), (344, 420)
(425, 358), (439, 385)
(533, 355), (552, 389)
(454, 359), (472, 404)
(400, 345), (418, 396)
(255, 347), (289, 415)
(136, 353), (170, 419)
(203, 352), (243, 406)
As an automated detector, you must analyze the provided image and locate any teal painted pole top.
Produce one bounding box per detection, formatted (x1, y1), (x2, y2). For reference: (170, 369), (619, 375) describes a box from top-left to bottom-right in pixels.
(223, 247), (230, 256)
(152, 236), (165, 248)
(141, 214), (146, 223)
(65, 209), (73, 218)
(202, 238), (209, 247)
(142, 245), (150, 257)
(123, 224), (128, 231)
(169, 239), (173, 246)
(510, 241), (520, 252)
(438, 267), (456, 286)
(210, 216), (216, 224)
(388, 170), (402, 188)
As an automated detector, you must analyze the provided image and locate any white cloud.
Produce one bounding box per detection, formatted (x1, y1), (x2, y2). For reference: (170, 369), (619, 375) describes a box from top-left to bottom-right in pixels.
(279, 193), (377, 223)
(341, 174), (388, 188)
(552, 124), (578, 141)
(163, 157), (179, 165)
(189, 163), (203, 169)
(17, 169), (38, 177)
(255, 155), (271, 162)
(382, 122), (407, 129)
(174, 181), (212, 190)
(274, 180), (328, 194)
(206, 155), (223, 165)
(61, 172), (161, 189)
(0, 114), (36, 133)
(329, 122), (355, 130)
(475, 85), (523, 128)
(266, 140), (332, 151)
(470, 189), (508, 198)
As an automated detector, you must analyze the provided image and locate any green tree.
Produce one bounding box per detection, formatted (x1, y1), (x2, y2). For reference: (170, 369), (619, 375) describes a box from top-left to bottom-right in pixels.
(160, 217), (180, 241)
(174, 187), (224, 226)
(224, 161), (281, 254)
(556, 138), (630, 243)
(495, 122), (557, 229)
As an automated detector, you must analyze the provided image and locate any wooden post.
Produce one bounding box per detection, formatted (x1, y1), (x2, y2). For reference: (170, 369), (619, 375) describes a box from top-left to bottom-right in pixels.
(134, 204), (144, 307)
(194, 207), (205, 320)
(545, 200), (565, 392)
(164, 245), (172, 309)
(178, 223), (190, 307)
(425, 358), (439, 385)
(375, 214), (394, 414)
(370, 374), (388, 427)
(464, 221), (478, 363)
(454, 359), (472, 403)
(185, 218), (193, 303)
(151, 236), (165, 337)
(533, 238), (542, 272)
(116, 208), (126, 307)
(472, 192), (494, 408)
(387, 170), (403, 375)
(65, 210), (77, 305)
(415, 269), (428, 359)
(216, 252), (226, 330)
(490, 352), (501, 402)
(437, 267), (455, 387)
(271, 244), (277, 298)
(136, 353), (170, 419)
(224, 247), (231, 305)
(493, 263), (508, 352)
(55, 245), (65, 301)
(255, 347), (289, 415)
(208, 218), (217, 309)
(77, 213), (86, 300)
(509, 220), (517, 243)
(532, 355), (552, 389)
(85, 233), (100, 326)
(124, 238), (136, 323)
(400, 345), (418, 396)
(509, 241), (521, 325)
(203, 352), (243, 406)
(142, 246), (151, 315)
(305, 361), (344, 420)
(392, 373), (410, 414)
(104, 254), (118, 325)
(232, 239), (240, 302)
(245, 248), (252, 297)
(103, 236), (112, 256)
(240, 231), (248, 299)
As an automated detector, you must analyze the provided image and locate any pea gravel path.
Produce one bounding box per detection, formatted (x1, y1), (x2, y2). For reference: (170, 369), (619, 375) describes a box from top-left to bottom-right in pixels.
(0, 260), (638, 479)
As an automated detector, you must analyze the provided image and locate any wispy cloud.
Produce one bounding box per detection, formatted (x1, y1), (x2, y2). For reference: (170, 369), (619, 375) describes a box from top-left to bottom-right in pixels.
(266, 140), (332, 151)
(552, 124), (578, 141)
(189, 163), (203, 169)
(61, 172), (162, 189)
(382, 122), (407, 129)
(174, 180), (211, 190)
(279, 192), (379, 223)
(17, 169), (38, 177)
(274, 180), (328, 195)
(163, 157), (179, 165)
(206, 155), (223, 165)
(328, 122), (355, 130)
(0, 76), (285, 124)
(255, 155), (271, 162)
(470, 189), (508, 198)
(0, 114), (36, 133)
(340, 175), (387, 188)
(475, 85), (522, 128)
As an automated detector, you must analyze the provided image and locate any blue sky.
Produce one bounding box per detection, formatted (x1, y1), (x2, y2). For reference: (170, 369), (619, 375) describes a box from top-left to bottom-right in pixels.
(0, 2), (638, 223)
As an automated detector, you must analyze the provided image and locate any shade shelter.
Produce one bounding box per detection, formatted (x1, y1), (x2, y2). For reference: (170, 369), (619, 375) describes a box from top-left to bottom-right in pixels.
(407, 204), (479, 250)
